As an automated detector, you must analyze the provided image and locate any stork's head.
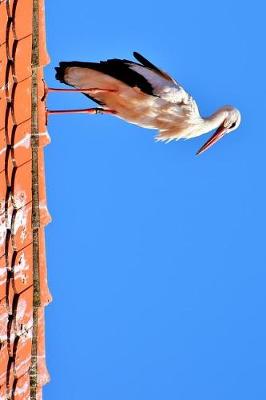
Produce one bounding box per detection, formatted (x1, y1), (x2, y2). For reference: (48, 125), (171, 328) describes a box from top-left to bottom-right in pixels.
(196, 106), (241, 155)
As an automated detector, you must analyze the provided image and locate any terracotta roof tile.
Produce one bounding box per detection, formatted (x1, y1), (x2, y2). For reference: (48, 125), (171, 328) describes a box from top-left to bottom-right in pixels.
(0, 98), (7, 131)
(14, 335), (32, 378)
(12, 244), (33, 294)
(11, 204), (33, 250)
(12, 160), (32, 206)
(0, 0), (51, 397)
(10, 120), (32, 167)
(12, 80), (32, 124)
(0, 343), (9, 387)
(13, 373), (31, 400)
(0, 255), (7, 301)
(36, 308), (50, 384)
(38, 3), (50, 66)
(12, 36), (33, 83)
(12, 0), (33, 40)
(0, 381), (6, 400)
(0, 298), (8, 342)
(5, 0), (13, 18)
(0, 4), (8, 46)
(0, 44), (7, 85)
(38, 231), (51, 305)
(13, 286), (33, 336)
(0, 131), (6, 173)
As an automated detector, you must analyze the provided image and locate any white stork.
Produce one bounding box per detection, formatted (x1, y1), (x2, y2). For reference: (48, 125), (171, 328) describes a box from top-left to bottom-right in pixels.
(48, 52), (241, 155)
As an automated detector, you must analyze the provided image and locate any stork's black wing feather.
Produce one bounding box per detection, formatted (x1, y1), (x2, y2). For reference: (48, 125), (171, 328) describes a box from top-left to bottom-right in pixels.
(133, 52), (175, 82)
(55, 59), (155, 96)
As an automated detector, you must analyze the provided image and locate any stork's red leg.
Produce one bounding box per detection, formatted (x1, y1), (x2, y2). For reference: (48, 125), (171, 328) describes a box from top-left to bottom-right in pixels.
(46, 107), (116, 115)
(47, 87), (117, 94)
(42, 83), (118, 100)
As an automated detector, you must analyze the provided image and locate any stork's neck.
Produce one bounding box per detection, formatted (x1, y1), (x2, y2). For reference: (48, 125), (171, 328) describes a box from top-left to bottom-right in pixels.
(200, 108), (228, 134)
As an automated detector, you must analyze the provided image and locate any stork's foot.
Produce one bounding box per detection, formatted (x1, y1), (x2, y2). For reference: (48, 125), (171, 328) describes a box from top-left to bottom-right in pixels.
(47, 87), (117, 94)
(42, 80), (49, 101)
(46, 107), (116, 116)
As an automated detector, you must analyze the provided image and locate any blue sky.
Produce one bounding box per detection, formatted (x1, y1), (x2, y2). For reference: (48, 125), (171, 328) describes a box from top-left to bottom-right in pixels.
(44, 1), (266, 399)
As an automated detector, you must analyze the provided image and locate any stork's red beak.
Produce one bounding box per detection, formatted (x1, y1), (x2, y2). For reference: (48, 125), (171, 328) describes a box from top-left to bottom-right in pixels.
(196, 124), (228, 155)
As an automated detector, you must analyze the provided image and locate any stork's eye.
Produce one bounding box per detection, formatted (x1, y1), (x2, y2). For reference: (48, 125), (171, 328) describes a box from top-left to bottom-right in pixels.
(230, 122), (236, 129)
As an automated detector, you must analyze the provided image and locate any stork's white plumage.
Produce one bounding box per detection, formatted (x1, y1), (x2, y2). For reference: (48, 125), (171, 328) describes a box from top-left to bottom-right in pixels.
(48, 52), (241, 155)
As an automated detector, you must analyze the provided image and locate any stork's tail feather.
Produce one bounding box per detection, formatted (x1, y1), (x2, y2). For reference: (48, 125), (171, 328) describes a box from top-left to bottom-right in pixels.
(54, 61), (109, 106)
(55, 62), (72, 85)
(55, 61), (101, 86)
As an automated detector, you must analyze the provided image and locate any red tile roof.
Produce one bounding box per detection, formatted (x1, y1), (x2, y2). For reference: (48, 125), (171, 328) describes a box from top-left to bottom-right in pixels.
(0, 0), (51, 398)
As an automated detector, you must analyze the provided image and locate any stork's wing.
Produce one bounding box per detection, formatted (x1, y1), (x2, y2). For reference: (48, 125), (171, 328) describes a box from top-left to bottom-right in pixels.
(55, 53), (199, 116)
(56, 53), (180, 97)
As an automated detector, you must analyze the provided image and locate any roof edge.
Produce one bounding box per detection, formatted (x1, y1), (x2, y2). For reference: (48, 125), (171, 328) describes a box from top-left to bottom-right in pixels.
(30, 1), (41, 398)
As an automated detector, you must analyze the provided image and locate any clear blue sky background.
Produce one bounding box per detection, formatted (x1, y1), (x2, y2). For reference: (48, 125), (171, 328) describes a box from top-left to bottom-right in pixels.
(44, 1), (266, 399)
